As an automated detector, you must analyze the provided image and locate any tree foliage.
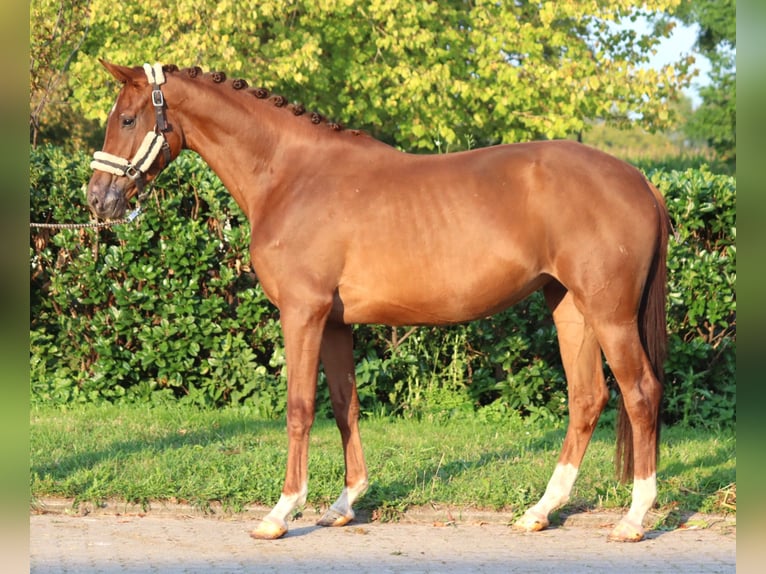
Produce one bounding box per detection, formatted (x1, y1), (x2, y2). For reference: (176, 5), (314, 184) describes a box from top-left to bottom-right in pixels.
(29, 0), (101, 150)
(31, 0), (692, 151)
(672, 0), (736, 163)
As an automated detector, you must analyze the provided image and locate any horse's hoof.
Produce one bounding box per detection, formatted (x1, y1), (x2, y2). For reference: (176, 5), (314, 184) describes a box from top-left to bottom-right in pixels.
(513, 510), (549, 532)
(317, 506), (354, 527)
(607, 519), (645, 542)
(250, 516), (288, 540)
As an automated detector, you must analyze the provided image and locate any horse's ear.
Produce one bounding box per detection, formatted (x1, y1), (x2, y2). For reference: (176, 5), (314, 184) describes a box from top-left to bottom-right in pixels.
(99, 59), (144, 85)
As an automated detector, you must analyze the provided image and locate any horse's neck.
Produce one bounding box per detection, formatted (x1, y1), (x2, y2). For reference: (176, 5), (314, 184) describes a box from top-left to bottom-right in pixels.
(169, 78), (296, 221)
(166, 75), (397, 225)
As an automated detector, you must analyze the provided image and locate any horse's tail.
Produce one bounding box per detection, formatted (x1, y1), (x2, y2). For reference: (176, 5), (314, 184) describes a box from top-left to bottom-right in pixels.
(616, 180), (670, 483)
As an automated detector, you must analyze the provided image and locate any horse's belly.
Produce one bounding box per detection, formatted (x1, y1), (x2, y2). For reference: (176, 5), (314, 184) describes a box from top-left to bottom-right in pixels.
(336, 264), (547, 326)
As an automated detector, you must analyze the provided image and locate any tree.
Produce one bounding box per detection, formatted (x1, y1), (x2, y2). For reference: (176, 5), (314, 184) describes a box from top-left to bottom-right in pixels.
(33, 0), (693, 152)
(672, 0), (736, 164)
(29, 0), (101, 149)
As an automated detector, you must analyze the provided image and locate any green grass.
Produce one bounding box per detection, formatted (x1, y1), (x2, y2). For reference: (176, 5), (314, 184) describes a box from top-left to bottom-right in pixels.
(30, 403), (735, 524)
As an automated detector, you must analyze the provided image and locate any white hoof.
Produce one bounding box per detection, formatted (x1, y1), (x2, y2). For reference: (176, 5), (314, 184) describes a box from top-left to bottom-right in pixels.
(250, 515), (288, 540)
(513, 510), (550, 532)
(608, 518), (645, 542)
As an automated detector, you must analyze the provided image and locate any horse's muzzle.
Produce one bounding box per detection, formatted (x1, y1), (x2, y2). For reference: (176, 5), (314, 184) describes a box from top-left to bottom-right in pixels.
(87, 172), (131, 220)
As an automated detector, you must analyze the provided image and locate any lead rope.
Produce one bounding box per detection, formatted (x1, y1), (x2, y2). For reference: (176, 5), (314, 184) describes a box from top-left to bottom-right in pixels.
(29, 196), (147, 230)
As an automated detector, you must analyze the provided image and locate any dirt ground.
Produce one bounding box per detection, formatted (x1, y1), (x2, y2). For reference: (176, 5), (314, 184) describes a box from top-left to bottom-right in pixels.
(30, 498), (736, 573)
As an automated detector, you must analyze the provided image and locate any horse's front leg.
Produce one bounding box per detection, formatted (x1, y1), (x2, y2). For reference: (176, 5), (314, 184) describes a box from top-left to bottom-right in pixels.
(250, 304), (330, 540)
(316, 321), (369, 528)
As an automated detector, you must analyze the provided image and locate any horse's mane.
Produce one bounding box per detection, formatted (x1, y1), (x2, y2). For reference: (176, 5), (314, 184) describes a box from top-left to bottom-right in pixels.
(162, 64), (364, 137)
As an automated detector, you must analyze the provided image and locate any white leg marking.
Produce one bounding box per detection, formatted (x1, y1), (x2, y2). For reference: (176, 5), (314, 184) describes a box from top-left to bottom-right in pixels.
(266, 483), (308, 525)
(251, 483), (308, 539)
(531, 463), (579, 516)
(331, 480), (369, 516)
(515, 463), (579, 532)
(317, 479), (369, 527)
(624, 473), (657, 527)
(608, 473), (657, 541)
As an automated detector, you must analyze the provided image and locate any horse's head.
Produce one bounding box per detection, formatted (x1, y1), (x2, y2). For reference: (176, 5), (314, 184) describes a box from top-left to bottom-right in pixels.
(87, 60), (183, 220)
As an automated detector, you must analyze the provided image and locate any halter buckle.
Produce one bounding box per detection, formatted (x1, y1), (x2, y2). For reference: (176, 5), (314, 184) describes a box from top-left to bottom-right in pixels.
(124, 165), (141, 180)
(152, 88), (165, 107)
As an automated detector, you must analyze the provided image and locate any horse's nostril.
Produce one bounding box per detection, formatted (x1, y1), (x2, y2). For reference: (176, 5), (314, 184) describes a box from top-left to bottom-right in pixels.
(87, 189), (106, 213)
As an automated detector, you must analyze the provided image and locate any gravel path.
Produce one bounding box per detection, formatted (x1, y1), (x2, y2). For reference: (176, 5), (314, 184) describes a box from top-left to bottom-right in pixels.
(30, 499), (736, 573)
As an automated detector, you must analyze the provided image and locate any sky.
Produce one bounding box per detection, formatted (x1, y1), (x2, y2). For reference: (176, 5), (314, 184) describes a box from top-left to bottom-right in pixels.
(625, 16), (712, 108)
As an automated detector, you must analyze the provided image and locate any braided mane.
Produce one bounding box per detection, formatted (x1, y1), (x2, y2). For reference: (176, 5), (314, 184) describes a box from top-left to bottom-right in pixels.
(162, 64), (359, 135)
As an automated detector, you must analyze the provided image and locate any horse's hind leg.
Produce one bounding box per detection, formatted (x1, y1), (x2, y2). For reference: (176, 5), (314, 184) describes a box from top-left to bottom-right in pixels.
(515, 283), (608, 532)
(316, 321), (369, 527)
(592, 319), (662, 542)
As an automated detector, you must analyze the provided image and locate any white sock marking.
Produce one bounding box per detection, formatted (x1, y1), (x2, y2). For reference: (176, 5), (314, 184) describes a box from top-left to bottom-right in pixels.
(330, 480), (369, 516)
(624, 473), (657, 526)
(266, 483), (308, 524)
(529, 463), (579, 517)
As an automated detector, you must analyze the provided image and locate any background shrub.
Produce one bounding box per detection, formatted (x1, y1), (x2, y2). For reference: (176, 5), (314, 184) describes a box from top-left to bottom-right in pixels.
(650, 167), (736, 428)
(30, 147), (735, 428)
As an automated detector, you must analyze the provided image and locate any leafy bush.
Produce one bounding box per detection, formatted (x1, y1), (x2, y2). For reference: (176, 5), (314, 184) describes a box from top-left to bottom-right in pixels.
(30, 147), (286, 417)
(30, 147), (735, 428)
(650, 167), (736, 428)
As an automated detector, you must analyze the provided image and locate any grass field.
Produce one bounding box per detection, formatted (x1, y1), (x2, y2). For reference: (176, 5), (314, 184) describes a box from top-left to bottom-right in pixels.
(30, 403), (735, 527)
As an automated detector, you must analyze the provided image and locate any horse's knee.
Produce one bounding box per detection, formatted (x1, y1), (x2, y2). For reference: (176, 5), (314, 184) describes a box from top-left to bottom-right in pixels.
(287, 399), (315, 437)
(570, 384), (609, 431)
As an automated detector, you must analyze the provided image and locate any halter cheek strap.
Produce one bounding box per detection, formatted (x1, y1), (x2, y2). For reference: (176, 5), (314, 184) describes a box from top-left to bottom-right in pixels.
(90, 63), (172, 180)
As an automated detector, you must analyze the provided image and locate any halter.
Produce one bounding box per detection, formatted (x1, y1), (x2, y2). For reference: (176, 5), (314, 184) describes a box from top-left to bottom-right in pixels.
(90, 63), (172, 187)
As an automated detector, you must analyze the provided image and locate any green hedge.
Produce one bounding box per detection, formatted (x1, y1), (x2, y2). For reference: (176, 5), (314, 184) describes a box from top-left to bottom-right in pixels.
(30, 146), (736, 428)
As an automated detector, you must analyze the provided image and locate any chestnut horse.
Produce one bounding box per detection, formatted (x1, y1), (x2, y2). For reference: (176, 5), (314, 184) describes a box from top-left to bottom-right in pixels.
(87, 62), (669, 542)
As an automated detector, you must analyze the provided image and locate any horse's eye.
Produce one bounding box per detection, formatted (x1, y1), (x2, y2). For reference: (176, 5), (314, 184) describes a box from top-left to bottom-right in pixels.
(121, 117), (136, 128)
